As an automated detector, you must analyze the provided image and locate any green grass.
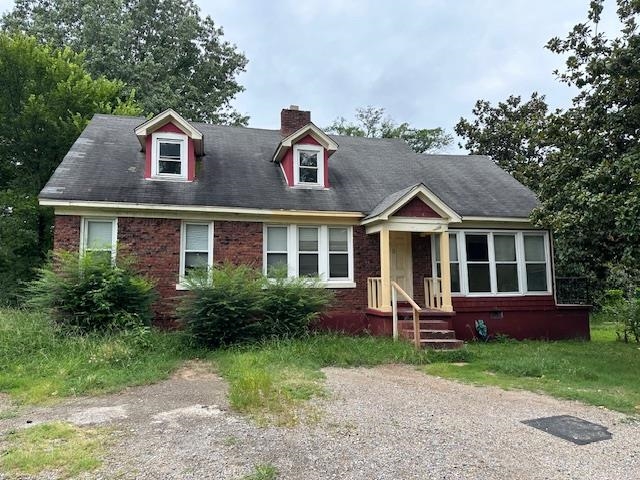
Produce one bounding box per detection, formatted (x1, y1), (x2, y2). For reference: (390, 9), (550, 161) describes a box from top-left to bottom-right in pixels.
(424, 323), (640, 414)
(0, 422), (108, 478)
(212, 333), (441, 425)
(241, 463), (278, 480)
(0, 308), (199, 404)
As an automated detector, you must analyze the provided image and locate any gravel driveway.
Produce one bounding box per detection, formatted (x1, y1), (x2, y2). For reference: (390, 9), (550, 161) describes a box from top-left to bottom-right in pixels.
(1, 363), (639, 479)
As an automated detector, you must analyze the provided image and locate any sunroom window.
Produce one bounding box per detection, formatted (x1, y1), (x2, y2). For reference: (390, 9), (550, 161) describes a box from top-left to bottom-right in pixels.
(293, 144), (324, 186)
(494, 234), (519, 292)
(465, 234), (491, 293)
(524, 235), (548, 292)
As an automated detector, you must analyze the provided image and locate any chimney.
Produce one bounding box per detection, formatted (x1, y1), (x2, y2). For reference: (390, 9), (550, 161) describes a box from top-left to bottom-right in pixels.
(280, 105), (311, 136)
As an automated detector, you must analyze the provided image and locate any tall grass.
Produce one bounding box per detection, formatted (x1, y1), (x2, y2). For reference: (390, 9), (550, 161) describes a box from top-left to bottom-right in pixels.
(212, 333), (456, 425)
(0, 309), (197, 404)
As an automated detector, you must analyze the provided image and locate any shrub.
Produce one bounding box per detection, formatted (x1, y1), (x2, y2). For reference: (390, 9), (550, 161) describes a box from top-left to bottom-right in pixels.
(178, 264), (264, 348)
(178, 264), (333, 347)
(26, 251), (156, 333)
(602, 289), (640, 343)
(260, 270), (333, 338)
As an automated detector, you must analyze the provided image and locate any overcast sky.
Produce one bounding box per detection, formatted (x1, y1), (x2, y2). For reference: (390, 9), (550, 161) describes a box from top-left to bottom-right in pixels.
(0, 1), (622, 150)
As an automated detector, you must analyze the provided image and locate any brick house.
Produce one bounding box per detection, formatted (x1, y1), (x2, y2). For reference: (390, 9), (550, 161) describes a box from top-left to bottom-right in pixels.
(39, 106), (590, 345)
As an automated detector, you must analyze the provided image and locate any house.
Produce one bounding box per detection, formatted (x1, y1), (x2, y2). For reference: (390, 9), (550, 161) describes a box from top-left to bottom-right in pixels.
(39, 106), (590, 347)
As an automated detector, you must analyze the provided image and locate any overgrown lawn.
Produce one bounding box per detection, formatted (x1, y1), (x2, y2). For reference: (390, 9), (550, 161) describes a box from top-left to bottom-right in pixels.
(424, 323), (640, 414)
(212, 333), (447, 425)
(0, 309), (198, 405)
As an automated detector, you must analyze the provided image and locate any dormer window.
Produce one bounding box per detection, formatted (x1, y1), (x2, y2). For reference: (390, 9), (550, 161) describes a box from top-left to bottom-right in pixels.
(294, 144), (324, 187)
(151, 132), (187, 179)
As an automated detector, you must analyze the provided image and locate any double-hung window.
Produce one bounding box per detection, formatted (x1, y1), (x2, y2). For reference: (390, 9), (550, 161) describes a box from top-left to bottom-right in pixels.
(465, 234), (491, 293)
(494, 234), (519, 293)
(180, 222), (213, 280)
(82, 218), (117, 262)
(433, 233), (461, 293)
(524, 234), (548, 292)
(151, 132), (187, 179)
(293, 144), (324, 186)
(264, 225), (354, 286)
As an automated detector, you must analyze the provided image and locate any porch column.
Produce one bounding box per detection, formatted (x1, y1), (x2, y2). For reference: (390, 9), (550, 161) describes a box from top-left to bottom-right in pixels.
(379, 225), (391, 312)
(439, 230), (454, 312)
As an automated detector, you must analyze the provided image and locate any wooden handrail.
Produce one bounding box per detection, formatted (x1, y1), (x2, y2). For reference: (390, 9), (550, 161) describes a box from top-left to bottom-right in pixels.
(391, 281), (422, 349)
(391, 281), (422, 312)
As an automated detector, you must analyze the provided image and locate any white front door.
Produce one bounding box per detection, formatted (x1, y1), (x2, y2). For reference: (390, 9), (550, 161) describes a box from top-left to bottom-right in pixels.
(390, 231), (413, 297)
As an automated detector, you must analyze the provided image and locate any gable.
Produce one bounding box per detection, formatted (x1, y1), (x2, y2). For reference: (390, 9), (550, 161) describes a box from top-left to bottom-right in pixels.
(391, 197), (442, 218)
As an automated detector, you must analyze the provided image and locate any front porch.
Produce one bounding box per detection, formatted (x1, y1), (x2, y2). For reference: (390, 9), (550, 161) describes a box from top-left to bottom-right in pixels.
(364, 225), (462, 349)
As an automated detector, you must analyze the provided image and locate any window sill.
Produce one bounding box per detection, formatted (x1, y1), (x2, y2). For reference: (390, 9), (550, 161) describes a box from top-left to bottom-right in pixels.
(323, 281), (356, 289)
(290, 184), (329, 190)
(147, 176), (192, 183)
(176, 283), (190, 291)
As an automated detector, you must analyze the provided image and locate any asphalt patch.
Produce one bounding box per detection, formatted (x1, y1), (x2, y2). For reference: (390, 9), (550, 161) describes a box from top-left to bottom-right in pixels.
(522, 415), (612, 445)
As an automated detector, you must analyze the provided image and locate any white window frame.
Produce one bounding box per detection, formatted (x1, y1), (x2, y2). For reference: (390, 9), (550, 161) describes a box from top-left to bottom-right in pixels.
(433, 230), (552, 297)
(179, 221), (214, 285)
(293, 144), (325, 187)
(80, 217), (118, 262)
(263, 224), (355, 288)
(151, 131), (188, 180)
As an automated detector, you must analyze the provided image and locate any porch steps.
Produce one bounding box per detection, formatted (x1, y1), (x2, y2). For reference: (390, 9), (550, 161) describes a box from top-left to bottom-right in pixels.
(397, 318), (464, 350)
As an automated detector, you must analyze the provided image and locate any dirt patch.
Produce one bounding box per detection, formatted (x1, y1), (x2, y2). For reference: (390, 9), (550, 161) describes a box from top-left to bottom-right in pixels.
(171, 359), (218, 381)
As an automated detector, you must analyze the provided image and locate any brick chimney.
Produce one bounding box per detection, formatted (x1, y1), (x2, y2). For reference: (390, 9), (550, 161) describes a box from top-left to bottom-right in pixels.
(280, 105), (311, 136)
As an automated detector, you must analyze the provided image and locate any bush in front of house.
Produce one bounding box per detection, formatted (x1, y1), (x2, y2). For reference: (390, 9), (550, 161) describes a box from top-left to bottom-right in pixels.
(260, 269), (333, 338)
(27, 251), (157, 333)
(178, 264), (333, 348)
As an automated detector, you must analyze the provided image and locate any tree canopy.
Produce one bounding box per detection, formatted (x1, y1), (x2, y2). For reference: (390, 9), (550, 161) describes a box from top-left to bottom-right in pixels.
(2, 0), (248, 124)
(0, 32), (141, 304)
(456, 0), (640, 288)
(327, 106), (453, 154)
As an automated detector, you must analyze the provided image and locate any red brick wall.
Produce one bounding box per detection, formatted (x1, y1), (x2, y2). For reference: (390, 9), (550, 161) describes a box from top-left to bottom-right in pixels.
(393, 197), (441, 218)
(53, 215), (81, 251)
(214, 220), (262, 267)
(117, 217), (182, 324)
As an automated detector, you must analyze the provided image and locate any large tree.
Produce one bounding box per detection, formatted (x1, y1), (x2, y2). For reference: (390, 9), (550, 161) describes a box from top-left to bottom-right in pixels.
(327, 106), (453, 154)
(533, 0), (640, 282)
(456, 0), (640, 287)
(0, 33), (141, 304)
(455, 93), (553, 190)
(2, 0), (248, 124)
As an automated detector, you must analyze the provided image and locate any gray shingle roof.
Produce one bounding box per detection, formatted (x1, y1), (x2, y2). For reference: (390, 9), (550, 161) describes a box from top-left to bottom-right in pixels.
(40, 114), (538, 218)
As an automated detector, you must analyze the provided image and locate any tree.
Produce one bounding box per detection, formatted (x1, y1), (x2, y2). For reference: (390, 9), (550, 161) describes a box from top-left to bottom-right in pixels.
(455, 93), (553, 190)
(0, 33), (141, 304)
(532, 0), (640, 283)
(2, 0), (248, 124)
(326, 106), (452, 153)
(456, 0), (640, 288)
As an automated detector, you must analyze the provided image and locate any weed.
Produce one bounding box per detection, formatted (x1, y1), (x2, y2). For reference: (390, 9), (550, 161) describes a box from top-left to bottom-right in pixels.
(242, 463), (278, 480)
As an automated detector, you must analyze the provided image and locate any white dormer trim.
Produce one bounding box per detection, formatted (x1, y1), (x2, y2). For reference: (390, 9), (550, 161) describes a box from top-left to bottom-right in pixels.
(135, 108), (204, 155)
(362, 184), (462, 226)
(272, 122), (338, 163)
